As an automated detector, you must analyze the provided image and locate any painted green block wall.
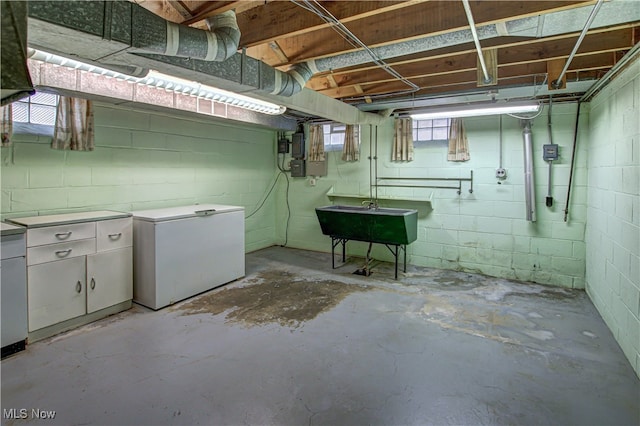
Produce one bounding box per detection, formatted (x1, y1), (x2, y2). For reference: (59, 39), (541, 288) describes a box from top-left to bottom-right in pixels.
(1, 103), (279, 253)
(585, 56), (640, 378)
(281, 104), (588, 289)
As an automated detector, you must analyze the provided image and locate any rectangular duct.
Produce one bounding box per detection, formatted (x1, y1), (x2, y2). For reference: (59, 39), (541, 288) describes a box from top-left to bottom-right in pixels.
(1, 0), (35, 105)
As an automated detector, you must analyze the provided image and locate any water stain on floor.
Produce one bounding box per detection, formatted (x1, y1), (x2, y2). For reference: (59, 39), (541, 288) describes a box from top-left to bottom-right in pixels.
(175, 270), (371, 328)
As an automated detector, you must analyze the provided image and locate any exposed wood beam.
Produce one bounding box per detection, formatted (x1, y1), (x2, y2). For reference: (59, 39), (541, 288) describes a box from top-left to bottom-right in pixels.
(269, 1), (592, 65)
(326, 74), (339, 89)
(306, 27), (635, 93)
(167, 0), (193, 19)
(183, 1), (261, 25)
(268, 41), (290, 64)
(318, 53), (617, 100)
(237, 1), (420, 48)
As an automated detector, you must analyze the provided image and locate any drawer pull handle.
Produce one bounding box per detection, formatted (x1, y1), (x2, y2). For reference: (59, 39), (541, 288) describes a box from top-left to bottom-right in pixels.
(195, 209), (216, 216)
(108, 233), (122, 240)
(90, 278), (96, 290)
(55, 249), (72, 257)
(55, 231), (72, 240)
(76, 281), (82, 293)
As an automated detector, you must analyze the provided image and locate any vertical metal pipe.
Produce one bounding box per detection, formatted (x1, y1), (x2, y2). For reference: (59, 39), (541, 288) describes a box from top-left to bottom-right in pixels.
(369, 124), (373, 202)
(522, 120), (536, 222)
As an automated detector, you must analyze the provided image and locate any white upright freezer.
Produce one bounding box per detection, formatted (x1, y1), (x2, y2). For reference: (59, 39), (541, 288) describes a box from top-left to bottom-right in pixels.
(132, 204), (245, 310)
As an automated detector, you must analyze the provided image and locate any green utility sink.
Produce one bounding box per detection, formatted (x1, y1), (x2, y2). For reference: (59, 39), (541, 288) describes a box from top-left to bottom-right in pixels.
(315, 205), (418, 245)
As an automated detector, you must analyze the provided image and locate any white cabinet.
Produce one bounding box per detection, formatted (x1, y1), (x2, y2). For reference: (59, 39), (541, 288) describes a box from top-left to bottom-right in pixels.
(87, 247), (132, 313)
(1, 223), (28, 357)
(8, 211), (133, 341)
(28, 256), (86, 331)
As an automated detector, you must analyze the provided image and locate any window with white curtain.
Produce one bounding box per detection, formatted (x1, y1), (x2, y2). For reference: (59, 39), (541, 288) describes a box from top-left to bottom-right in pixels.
(12, 91), (59, 136)
(322, 123), (359, 151)
(412, 118), (450, 146)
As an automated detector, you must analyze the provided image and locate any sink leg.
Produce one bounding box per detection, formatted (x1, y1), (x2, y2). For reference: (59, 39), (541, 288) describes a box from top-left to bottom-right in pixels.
(331, 238), (335, 269)
(403, 245), (407, 273)
(394, 245), (399, 280)
(342, 240), (346, 262)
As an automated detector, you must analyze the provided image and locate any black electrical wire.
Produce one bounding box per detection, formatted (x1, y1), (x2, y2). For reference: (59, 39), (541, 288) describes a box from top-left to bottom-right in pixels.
(564, 101), (581, 222)
(245, 171), (284, 219)
(277, 152), (291, 247)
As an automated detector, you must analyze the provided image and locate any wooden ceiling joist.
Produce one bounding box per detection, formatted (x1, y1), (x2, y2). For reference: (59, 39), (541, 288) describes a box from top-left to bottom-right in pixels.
(255, 0), (593, 66)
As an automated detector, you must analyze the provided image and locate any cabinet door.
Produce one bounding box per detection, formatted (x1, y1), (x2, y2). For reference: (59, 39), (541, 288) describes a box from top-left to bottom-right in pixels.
(86, 247), (132, 314)
(28, 256), (86, 331)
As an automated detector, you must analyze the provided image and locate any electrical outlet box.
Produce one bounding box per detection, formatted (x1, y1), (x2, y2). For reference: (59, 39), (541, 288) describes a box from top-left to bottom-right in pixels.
(496, 168), (507, 179)
(277, 138), (289, 154)
(290, 159), (306, 177)
(543, 144), (559, 161)
(291, 132), (305, 159)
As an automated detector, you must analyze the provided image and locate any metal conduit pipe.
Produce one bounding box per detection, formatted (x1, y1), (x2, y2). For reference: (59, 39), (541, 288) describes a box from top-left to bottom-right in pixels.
(461, 0), (492, 84)
(551, 0), (604, 89)
(522, 120), (537, 222)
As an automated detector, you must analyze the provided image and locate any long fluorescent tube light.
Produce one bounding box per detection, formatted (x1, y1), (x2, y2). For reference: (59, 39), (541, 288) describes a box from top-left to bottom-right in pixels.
(28, 49), (286, 115)
(410, 101), (540, 120)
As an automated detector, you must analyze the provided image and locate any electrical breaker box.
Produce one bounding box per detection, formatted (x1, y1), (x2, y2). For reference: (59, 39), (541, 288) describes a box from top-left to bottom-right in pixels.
(291, 132), (305, 159)
(290, 159), (306, 177)
(277, 138), (289, 154)
(543, 144), (559, 161)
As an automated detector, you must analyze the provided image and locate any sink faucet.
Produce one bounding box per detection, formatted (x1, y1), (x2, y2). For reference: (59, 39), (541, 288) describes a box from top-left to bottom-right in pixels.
(362, 200), (378, 209)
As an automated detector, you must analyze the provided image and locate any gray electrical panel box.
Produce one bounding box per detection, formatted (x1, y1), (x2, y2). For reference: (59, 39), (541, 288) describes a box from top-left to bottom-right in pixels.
(292, 132), (305, 159)
(543, 144), (559, 161)
(290, 159), (306, 177)
(307, 160), (327, 177)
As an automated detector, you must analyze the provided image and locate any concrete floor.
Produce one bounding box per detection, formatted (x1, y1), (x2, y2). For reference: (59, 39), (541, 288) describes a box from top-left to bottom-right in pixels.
(2, 246), (639, 426)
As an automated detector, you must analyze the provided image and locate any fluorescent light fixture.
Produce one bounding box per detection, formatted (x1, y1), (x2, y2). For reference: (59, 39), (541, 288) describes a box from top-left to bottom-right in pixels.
(410, 101), (540, 120)
(28, 49), (286, 115)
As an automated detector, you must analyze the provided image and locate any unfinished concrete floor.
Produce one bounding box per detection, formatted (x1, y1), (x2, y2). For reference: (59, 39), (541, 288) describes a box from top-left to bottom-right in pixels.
(2, 246), (639, 425)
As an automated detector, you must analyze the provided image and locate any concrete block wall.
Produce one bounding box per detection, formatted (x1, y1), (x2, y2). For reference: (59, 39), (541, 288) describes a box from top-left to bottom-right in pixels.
(1, 102), (279, 253)
(282, 104), (589, 288)
(585, 56), (640, 377)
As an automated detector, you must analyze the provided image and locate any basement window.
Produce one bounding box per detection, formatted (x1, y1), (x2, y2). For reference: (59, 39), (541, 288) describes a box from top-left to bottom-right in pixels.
(412, 118), (450, 146)
(323, 123), (360, 152)
(12, 92), (59, 136)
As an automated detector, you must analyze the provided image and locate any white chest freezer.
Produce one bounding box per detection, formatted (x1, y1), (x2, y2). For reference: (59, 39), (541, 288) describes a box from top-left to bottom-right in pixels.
(132, 204), (245, 310)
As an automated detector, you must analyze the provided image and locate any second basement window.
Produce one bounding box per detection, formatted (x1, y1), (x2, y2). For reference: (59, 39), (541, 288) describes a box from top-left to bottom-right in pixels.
(412, 118), (450, 146)
(323, 123), (360, 152)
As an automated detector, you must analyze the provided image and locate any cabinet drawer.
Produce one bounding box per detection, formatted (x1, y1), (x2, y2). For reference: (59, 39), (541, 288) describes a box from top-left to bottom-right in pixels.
(27, 239), (96, 266)
(97, 218), (132, 252)
(27, 222), (96, 247)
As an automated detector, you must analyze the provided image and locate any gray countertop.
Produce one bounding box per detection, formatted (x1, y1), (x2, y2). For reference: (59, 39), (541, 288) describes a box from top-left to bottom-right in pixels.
(6, 210), (131, 228)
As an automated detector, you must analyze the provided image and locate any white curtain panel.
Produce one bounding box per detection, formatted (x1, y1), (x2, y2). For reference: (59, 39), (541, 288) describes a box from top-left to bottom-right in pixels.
(308, 124), (325, 161)
(447, 118), (470, 162)
(51, 96), (95, 151)
(341, 124), (359, 162)
(1, 104), (12, 147)
(392, 117), (414, 162)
